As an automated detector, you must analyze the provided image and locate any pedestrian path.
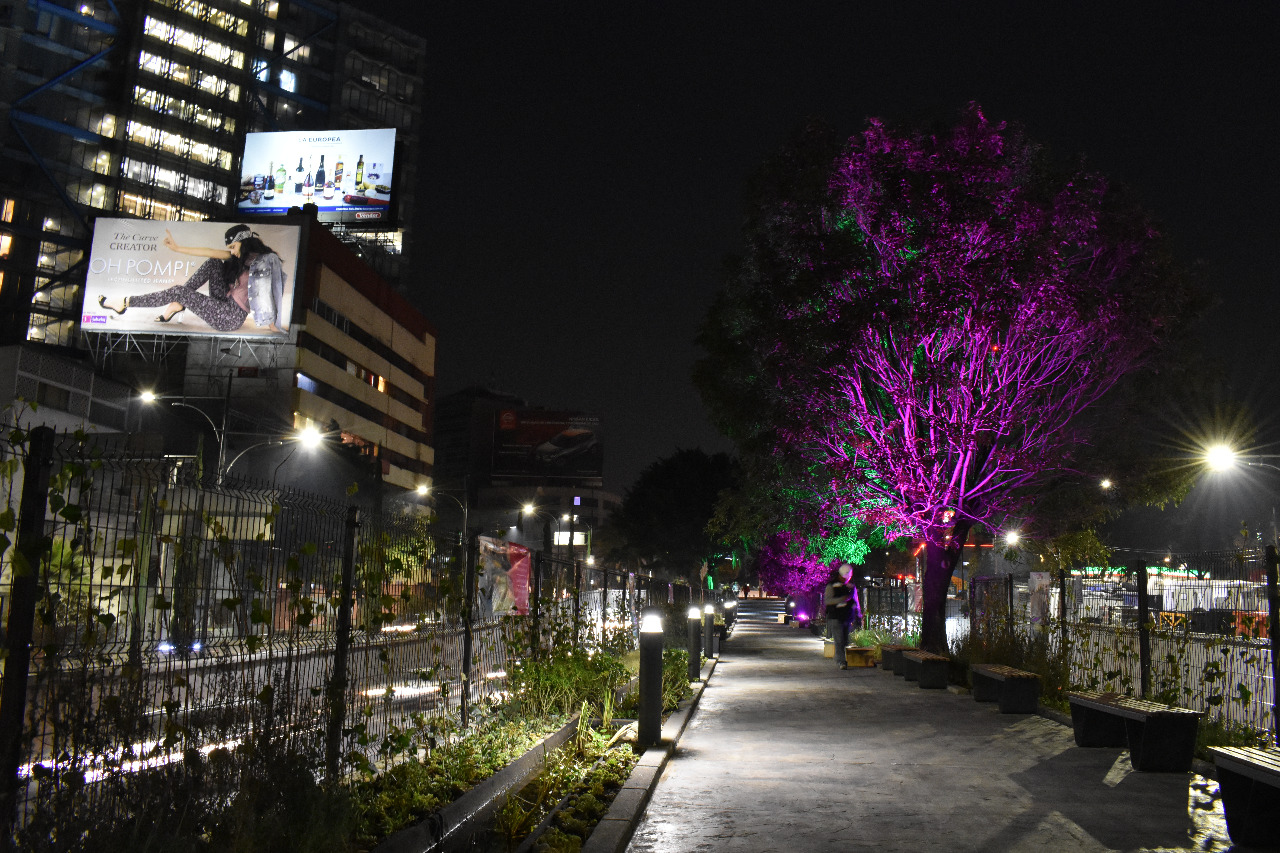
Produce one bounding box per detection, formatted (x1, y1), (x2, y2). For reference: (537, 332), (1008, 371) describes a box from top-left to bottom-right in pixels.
(626, 598), (1230, 853)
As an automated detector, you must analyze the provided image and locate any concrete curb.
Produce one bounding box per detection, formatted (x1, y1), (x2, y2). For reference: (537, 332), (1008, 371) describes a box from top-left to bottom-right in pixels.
(582, 656), (720, 853)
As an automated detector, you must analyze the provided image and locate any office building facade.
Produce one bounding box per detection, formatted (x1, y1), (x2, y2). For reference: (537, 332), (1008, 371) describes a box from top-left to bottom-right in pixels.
(1, 0), (425, 349)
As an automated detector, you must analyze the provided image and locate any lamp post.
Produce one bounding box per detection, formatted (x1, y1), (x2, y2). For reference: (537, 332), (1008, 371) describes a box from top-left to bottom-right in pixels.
(142, 370), (234, 483)
(424, 484), (470, 574)
(703, 602), (715, 659)
(687, 605), (702, 682)
(637, 607), (664, 748)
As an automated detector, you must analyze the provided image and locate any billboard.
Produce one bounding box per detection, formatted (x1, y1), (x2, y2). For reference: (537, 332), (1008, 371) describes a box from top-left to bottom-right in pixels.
(492, 410), (603, 483)
(82, 219), (301, 338)
(237, 128), (397, 225)
(477, 537), (531, 617)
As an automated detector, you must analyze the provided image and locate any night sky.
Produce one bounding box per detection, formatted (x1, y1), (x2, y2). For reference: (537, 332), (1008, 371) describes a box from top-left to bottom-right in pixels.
(392, 3), (1276, 545)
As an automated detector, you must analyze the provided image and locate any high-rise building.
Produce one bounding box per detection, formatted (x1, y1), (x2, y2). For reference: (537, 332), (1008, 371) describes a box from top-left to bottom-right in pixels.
(0, 0), (433, 494)
(0, 0), (425, 349)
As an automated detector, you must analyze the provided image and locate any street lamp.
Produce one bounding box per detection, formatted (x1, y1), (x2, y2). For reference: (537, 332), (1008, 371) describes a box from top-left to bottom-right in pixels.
(424, 485), (471, 570)
(520, 503), (562, 556)
(221, 426), (326, 483)
(637, 607), (664, 748)
(142, 379), (319, 485)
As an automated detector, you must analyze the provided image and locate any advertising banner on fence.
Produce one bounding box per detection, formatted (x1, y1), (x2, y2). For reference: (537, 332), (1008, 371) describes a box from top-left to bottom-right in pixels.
(492, 409), (603, 484)
(477, 536), (531, 617)
(237, 128), (397, 225)
(82, 219), (301, 338)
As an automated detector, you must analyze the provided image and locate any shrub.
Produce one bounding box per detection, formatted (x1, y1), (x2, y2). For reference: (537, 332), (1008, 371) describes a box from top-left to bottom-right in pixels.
(506, 648), (630, 719)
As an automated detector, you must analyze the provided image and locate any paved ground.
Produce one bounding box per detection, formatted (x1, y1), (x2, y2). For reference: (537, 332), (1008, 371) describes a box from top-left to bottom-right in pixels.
(627, 598), (1231, 853)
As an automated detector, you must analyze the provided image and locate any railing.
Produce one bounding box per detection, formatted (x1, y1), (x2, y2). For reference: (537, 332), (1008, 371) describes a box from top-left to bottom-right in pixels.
(0, 426), (663, 843)
(967, 555), (1279, 740)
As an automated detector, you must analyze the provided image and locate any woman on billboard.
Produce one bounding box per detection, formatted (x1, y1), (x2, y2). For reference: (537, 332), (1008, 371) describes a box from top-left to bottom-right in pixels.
(96, 225), (286, 333)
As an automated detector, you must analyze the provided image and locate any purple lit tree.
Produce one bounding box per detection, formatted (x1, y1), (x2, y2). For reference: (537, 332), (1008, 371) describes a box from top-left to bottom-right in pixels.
(698, 106), (1199, 651)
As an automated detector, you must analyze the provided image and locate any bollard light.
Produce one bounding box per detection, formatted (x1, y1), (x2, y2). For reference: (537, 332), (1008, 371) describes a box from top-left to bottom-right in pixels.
(638, 607), (665, 748)
(687, 605), (702, 681)
(703, 602), (715, 659)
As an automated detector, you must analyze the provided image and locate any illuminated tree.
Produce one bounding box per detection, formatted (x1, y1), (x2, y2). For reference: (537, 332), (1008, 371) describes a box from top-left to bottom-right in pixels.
(698, 106), (1199, 650)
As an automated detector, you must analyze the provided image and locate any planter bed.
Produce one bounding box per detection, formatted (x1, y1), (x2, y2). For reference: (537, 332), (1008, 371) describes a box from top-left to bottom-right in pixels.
(370, 717), (581, 853)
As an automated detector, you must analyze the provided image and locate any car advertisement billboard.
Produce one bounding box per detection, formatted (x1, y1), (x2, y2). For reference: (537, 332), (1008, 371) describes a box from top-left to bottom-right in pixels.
(82, 219), (301, 338)
(236, 128), (396, 225)
(492, 410), (603, 483)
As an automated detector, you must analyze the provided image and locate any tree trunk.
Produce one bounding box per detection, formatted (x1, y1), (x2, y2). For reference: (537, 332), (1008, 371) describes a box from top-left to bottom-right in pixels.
(921, 520), (972, 653)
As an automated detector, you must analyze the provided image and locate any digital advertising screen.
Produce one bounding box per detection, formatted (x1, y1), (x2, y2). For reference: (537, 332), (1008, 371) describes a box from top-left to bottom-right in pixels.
(236, 128), (397, 225)
(82, 218), (302, 338)
(491, 409), (603, 484)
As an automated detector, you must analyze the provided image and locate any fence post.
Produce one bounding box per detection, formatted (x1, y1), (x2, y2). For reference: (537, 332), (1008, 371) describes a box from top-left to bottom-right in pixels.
(461, 531), (475, 728)
(530, 550), (543, 658)
(1, 426), (55, 843)
(968, 581), (977, 639)
(1266, 546), (1280, 747)
(572, 558), (581, 651)
(1058, 571), (1068, 659)
(1005, 575), (1014, 635)
(325, 505), (360, 782)
(1134, 561), (1151, 699)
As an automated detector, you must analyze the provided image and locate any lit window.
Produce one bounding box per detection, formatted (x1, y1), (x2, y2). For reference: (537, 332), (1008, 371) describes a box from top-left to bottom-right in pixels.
(296, 372), (318, 394)
(254, 60), (270, 82)
(0, 234), (11, 258)
(280, 69), (296, 92)
(1, 199), (13, 222)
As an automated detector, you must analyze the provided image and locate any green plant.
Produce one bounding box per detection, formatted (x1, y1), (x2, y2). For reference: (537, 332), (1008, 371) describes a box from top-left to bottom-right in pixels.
(506, 648), (630, 719)
(349, 714), (562, 847)
(661, 648), (693, 711)
(1194, 715), (1270, 760)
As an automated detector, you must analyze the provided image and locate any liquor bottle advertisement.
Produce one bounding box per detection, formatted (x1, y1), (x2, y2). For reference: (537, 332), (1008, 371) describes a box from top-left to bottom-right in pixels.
(238, 127), (396, 224)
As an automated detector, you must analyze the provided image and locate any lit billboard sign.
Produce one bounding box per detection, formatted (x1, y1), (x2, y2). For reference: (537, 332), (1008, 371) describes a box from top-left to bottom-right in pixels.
(237, 128), (397, 225)
(492, 410), (603, 484)
(82, 219), (301, 338)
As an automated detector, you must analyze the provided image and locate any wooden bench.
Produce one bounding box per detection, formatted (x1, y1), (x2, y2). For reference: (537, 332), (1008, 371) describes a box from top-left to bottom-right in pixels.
(1209, 746), (1280, 849)
(1067, 691), (1201, 772)
(970, 663), (1040, 714)
(879, 644), (912, 675)
(901, 650), (949, 689)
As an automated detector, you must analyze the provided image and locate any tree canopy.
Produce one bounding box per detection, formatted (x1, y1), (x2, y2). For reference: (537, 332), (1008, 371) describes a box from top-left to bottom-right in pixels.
(697, 105), (1202, 649)
(608, 448), (738, 584)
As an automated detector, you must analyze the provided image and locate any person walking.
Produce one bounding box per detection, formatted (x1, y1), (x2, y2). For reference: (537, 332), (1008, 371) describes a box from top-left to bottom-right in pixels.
(825, 564), (856, 670)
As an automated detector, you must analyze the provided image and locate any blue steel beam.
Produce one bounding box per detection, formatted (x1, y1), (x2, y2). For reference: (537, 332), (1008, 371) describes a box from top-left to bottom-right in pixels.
(8, 121), (92, 234)
(27, 0), (117, 35)
(14, 45), (116, 106)
(10, 109), (106, 145)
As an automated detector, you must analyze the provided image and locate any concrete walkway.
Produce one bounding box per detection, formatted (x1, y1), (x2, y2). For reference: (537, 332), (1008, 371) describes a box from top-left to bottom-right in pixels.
(627, 598), (1231, 853)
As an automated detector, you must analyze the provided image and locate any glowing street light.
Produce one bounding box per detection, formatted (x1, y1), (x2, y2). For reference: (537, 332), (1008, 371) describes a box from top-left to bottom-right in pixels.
(1205, 444), (1238, 472)
(1004, 530), (1021, 547)
(1100, 478), (1113, 490)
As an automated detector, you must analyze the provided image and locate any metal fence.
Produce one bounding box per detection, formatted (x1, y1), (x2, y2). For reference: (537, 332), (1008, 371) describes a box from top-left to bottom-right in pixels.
(967, 552), (1280, 738)
(0, 426), (664, 843)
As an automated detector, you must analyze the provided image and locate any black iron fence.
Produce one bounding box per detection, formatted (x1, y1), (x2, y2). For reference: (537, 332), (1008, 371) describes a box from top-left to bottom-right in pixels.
(967, 552), (1280, 739)
(0, 426), (668, 842)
